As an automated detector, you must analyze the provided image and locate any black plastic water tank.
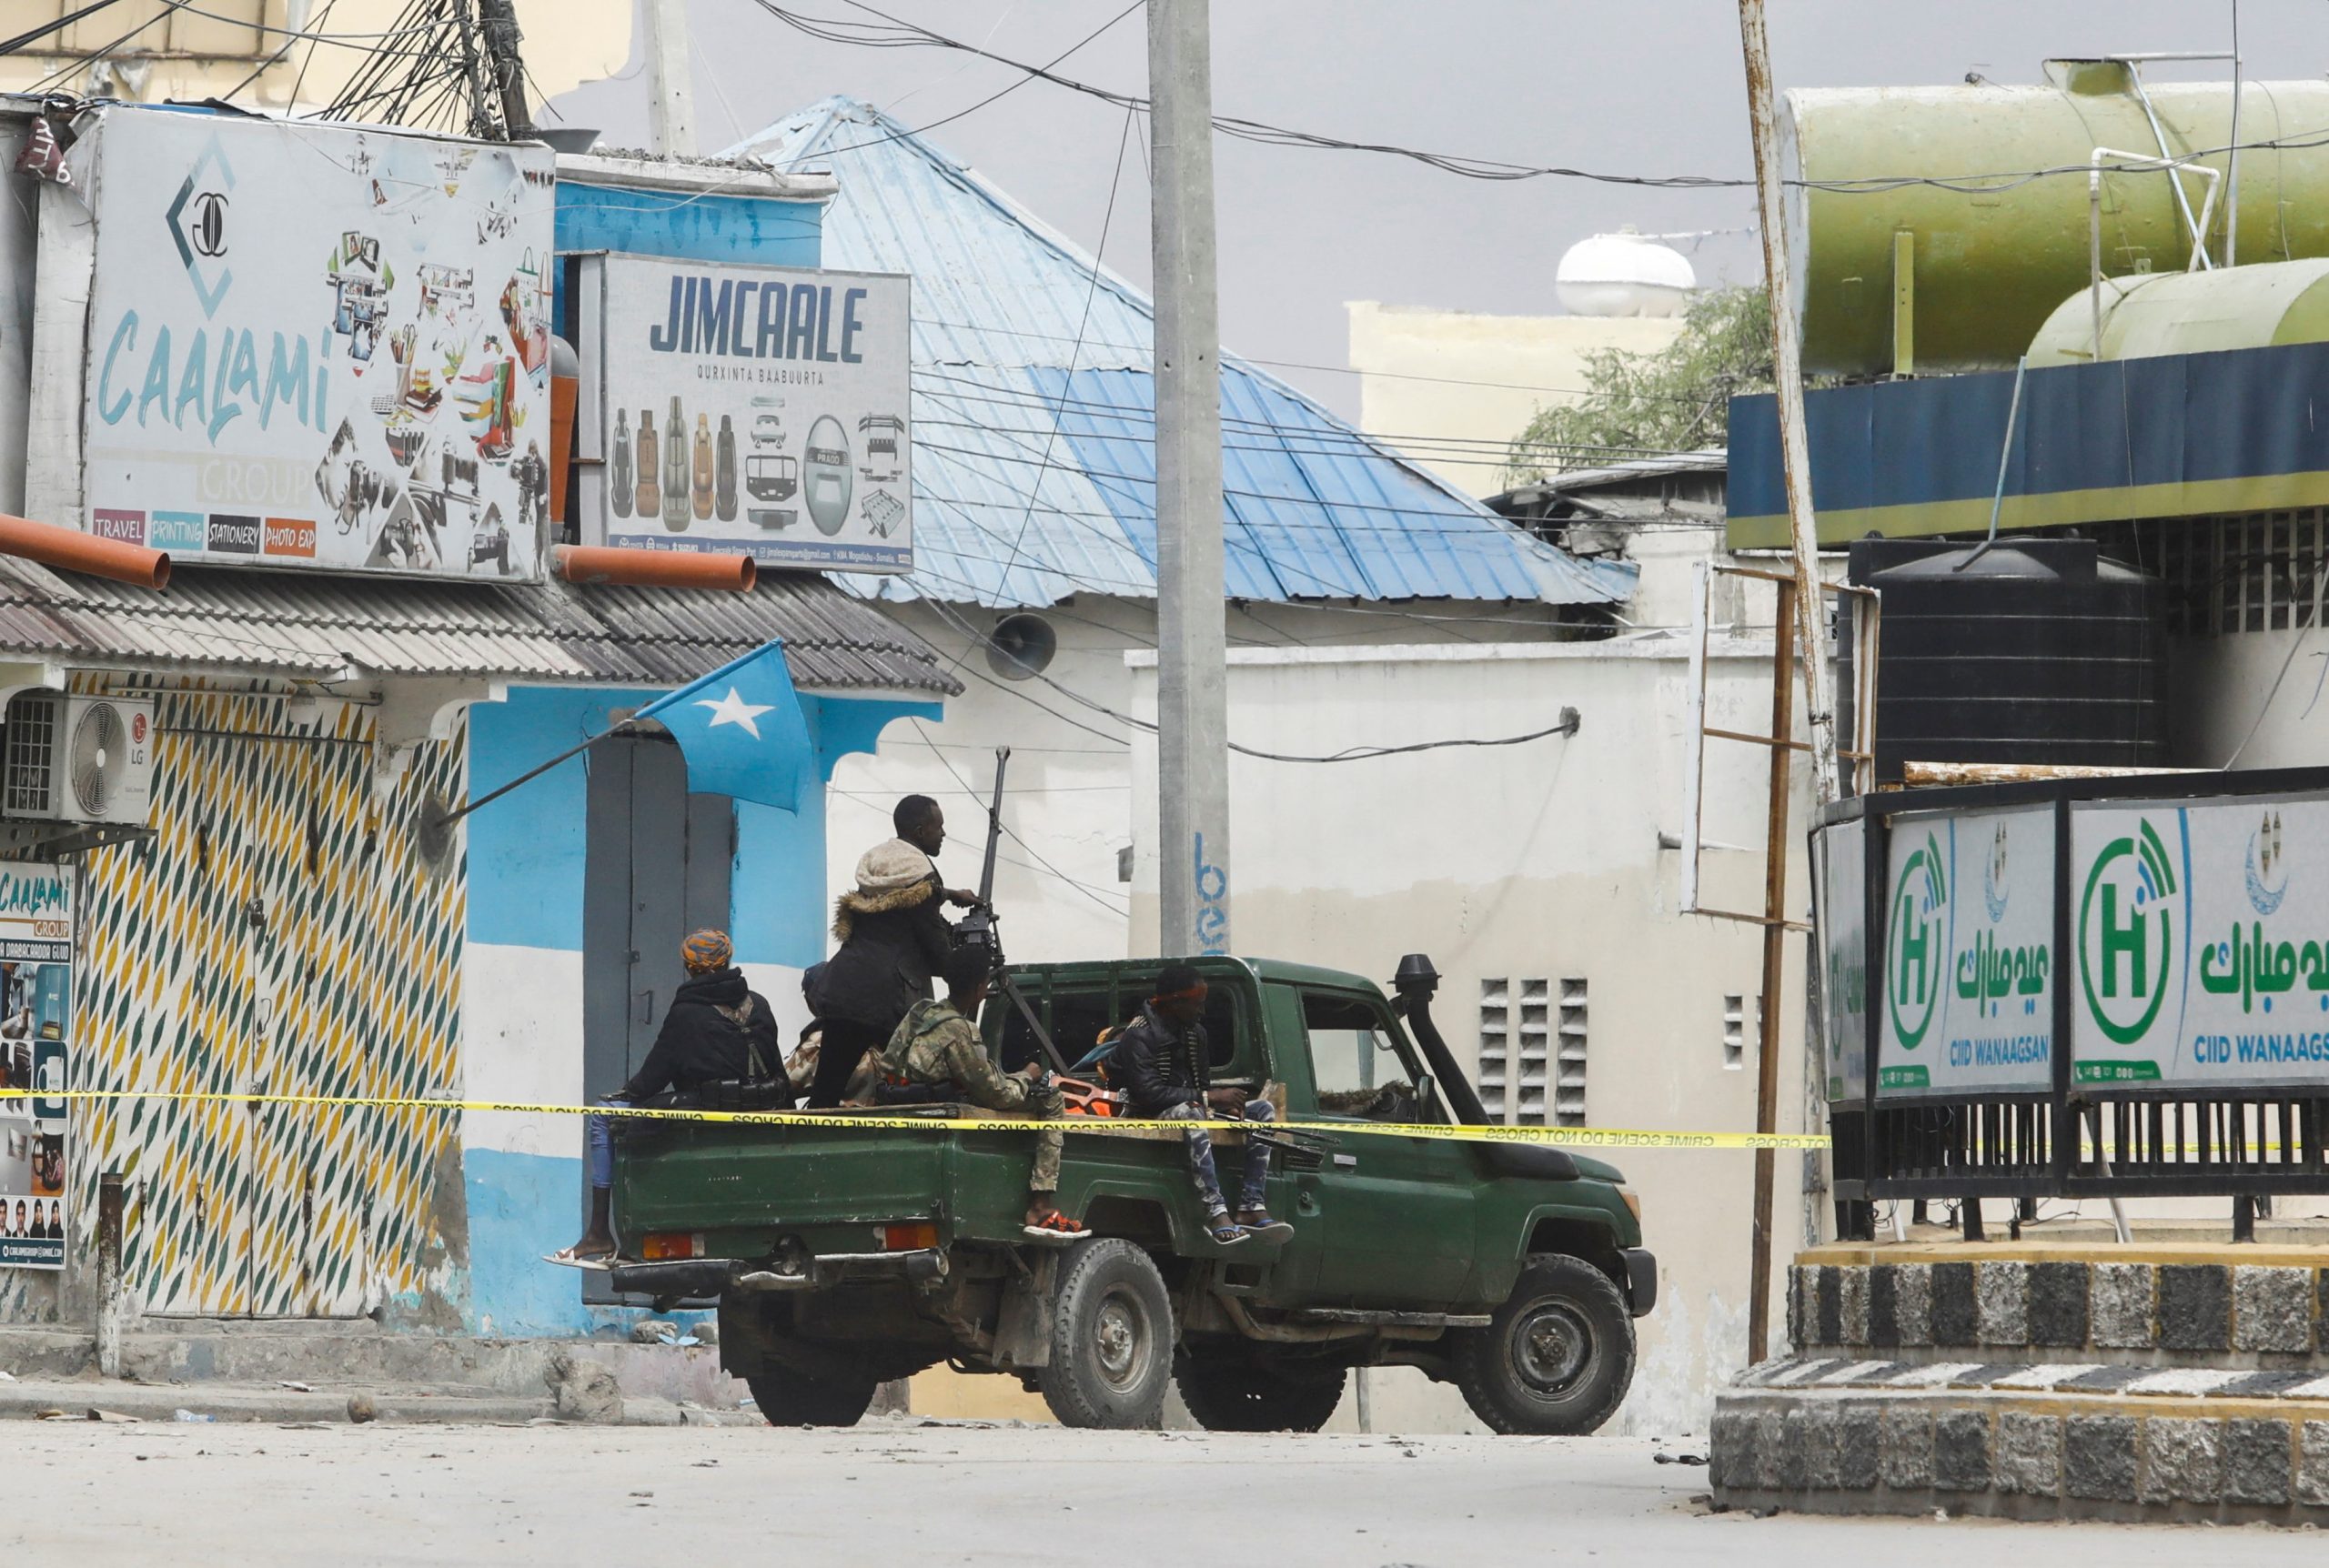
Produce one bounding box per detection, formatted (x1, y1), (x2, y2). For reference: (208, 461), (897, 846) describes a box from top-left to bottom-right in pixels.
(1838, 537), (2166, 784)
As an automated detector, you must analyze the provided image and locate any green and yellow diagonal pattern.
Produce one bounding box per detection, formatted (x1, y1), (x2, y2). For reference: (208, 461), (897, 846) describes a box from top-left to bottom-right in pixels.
(72, 679), (466, 1318)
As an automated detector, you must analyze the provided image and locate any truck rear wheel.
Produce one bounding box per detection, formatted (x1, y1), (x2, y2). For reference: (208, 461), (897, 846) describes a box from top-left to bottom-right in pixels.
(1039, 1238), (1175, 1429)
(746, 1364), (878, 1428)
(1175, 1352), (1346, 1432)
(1451, 1254), (1634, 1435)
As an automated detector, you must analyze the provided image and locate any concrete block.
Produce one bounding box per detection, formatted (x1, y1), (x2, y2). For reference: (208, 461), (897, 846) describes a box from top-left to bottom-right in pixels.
(1839, 1266), (1870, 1347)
(2065, 1415), (2139, 1502)
(1838, 1404), (1882, 1490)
(2223, 1418), (2294, 1506)
(1708, 1408), (1744, 1491)
(2091, 1262), (2156, 1349)
(2139, 1417), (2223, 1505)
(1880, 1404), (1934, 1491)
(2298, 1421), (2329, 1508)
(2319, 1271), (2329, 1354)
(1777, 1407), (1812, 1492)
(1931, 1261), (1978, 1347)
(2233, 1267), (2314, 1354)
(1785, 1267), (1804, 1351)
(1976, 1261), (2029, 1346)
(1868, 1265), (1899, 1349)
(1814, 1267), (1840, 1348)
(1933, 1409), (1991, 1491)
(1801, 1401), (1843, 1490)
(544, 1349), (624, 1425)
(1894, 1262), (1932, 1347)
(2028, 1261), (2089, 1349)
(1994, 1412), (2062, 1497)
(1749, 1409), (1787, 1491)
(2159, 1264), (2231, 1352)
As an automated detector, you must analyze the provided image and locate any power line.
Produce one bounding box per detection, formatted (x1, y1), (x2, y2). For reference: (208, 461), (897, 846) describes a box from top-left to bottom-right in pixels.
(904, 721), (1131, 915)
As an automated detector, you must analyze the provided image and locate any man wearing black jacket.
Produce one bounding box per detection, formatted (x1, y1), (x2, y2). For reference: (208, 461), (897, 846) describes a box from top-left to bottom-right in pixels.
(554, 929), (786, 1265)
(1114, 963), (1291, 1245)
(804, 795), (976, 1108)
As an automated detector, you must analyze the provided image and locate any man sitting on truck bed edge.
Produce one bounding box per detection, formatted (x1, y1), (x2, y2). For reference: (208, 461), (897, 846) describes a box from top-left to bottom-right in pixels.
(882, 949), (1091, 1241)
(1115, 964), (1292, 1246)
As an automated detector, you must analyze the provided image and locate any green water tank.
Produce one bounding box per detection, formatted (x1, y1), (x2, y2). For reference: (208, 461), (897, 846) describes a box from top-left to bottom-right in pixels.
(1784, 65), (2329, 377)
(2026, 257), (2329, 365)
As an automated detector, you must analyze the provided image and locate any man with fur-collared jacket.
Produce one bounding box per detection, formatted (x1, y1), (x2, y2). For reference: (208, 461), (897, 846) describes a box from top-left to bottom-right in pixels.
(804, 794), (976, 1107)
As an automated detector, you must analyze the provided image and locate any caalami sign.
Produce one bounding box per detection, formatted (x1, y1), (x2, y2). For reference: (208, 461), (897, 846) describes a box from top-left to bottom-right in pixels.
(66, 108), (554, 581)
(2072, 794), (2329, 1087)
(1876, 808), (2055, 1097)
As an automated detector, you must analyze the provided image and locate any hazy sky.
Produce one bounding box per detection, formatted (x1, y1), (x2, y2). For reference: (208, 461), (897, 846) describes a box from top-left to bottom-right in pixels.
(549, 2), (2326, 420)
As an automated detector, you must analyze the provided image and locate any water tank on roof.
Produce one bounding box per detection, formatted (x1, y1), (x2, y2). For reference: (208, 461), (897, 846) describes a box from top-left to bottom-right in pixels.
(2026, 257), (2329, 365)
(1556, 229), (1696, 317)
(1838, 537), (2167, 784)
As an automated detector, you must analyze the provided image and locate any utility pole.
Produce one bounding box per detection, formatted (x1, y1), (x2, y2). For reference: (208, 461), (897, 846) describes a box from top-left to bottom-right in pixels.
(475, 0), (533, 140)
(1738, 0), (1840, 1367)
(1149, 0), (1230, 960)
(644, 0), (698, 157)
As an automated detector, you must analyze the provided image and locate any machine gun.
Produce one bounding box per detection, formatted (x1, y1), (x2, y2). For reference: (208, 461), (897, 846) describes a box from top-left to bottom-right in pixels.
(952, 748), (1074, 1075)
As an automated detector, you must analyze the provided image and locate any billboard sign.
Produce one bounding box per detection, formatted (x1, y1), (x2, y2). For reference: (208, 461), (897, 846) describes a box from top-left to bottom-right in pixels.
(73, 109), (554, 580)
(1877, 807), (2055, 1097)
(0, 863), (72, 1271)
(584, 255), (912, 572)
(2072, 792), (2329, 1087)
(1812, 820), (1868, 1101)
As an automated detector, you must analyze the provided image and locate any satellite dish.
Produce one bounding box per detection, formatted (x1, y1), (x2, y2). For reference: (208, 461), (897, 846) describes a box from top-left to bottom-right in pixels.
(986, 613), (1057, 681)
(69, 700), (127, 817)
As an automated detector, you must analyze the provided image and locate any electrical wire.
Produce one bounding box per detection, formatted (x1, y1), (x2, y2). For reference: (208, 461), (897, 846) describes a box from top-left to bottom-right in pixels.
(905, 719), (1131, 914)
(0, 0), (126, 57)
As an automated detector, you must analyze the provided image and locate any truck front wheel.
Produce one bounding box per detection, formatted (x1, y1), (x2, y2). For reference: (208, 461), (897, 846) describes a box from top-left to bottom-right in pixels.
(746, 1364), (878, 1428)
(1039, 1238), (1175, 1429)
(1175, 1352), (1346, 1432)
(1451, 1254), (1634, 1435)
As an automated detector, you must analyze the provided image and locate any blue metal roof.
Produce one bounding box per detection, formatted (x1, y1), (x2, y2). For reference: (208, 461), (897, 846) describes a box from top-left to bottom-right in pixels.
(727, 97), (1633, 608)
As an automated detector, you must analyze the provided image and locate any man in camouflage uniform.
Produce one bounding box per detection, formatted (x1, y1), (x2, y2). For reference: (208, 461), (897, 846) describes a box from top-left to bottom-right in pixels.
(881, 950), (1089, 1239)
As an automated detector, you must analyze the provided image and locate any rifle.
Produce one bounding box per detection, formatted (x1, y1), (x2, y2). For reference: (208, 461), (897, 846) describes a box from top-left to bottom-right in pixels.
(951, 748), (1073, 1075)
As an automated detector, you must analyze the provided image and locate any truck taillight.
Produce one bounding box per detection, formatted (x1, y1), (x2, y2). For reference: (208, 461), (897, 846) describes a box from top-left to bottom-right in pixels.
(1618, 1189), (1642, 1224)
(879, 1221), (938, 1251)
(640, 1232), (701, 1261)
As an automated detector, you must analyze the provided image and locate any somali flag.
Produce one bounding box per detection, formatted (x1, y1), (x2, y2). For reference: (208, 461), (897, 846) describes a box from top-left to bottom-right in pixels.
(635, 640), (811, 811)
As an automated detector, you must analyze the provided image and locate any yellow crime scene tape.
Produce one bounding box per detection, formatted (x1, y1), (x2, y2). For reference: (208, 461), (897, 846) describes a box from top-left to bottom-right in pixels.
(0, 1087), (1828, 1150)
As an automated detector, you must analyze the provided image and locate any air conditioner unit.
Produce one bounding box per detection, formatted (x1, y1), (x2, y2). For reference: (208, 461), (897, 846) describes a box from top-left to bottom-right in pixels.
(4, 695), (156, 825)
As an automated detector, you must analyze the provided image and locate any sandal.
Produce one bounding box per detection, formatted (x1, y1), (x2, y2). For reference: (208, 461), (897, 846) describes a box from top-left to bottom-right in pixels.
(1022, 1211), (1092, 1242)
(1236, 1211), (1294, 1240)
(542, 1245), (617, 1271)
(1206, 1221), (1250, 1245)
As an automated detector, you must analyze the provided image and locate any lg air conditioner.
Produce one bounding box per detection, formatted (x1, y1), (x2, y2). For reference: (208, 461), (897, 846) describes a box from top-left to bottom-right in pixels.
(3, 694), (156, 825)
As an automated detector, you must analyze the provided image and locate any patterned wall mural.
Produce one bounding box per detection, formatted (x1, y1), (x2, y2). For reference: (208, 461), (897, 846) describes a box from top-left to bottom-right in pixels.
(52, 678), (468, 1320)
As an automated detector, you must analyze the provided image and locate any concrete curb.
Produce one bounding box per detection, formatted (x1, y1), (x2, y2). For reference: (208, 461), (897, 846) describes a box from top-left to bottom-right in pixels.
(0, 1379), (761, 1427)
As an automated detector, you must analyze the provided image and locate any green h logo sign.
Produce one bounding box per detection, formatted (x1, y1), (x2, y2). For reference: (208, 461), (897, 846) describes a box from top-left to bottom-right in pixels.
(1886, 831), (1947, 1050)
(2078, 818), (2176, 1046)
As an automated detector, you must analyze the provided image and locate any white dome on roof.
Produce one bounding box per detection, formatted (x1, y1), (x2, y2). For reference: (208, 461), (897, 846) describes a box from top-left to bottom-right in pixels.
(1557, 228), (1697, 317)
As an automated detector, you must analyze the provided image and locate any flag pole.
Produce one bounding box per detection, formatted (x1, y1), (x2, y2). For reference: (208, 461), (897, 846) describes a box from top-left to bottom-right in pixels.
(428, 719), (639, 831)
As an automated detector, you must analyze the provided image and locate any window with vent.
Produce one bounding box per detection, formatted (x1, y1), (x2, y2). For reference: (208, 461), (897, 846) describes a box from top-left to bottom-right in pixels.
(1724, 995), (1746, 1070)
(1477, 979), (1508, 1121)
(1482, 978), (1564, 1126)
(1555, 979), (1588, 1128)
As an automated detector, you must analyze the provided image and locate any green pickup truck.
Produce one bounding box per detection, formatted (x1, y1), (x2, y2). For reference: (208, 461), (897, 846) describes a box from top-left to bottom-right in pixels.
(609, 954), (1656, 1434)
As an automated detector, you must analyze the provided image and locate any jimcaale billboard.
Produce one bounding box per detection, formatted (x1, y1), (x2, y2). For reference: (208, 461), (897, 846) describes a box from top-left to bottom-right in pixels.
(65, 108), (555, 580)
(579, 254), (912, 572)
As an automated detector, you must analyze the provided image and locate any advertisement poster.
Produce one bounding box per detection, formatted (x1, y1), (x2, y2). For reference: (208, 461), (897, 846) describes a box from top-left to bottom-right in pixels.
(1812, 821), (1868, 1101)
(1878, 807), (2055, 1098)
(587, 255), (912, 573)
(2072, 792), (2329, 1088)
(0, 863), (71, 1271)
(73, 109), (555, 580)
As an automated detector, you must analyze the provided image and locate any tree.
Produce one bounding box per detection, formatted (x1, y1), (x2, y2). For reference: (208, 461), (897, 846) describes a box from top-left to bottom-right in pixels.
(1503, 286), (1772, 486)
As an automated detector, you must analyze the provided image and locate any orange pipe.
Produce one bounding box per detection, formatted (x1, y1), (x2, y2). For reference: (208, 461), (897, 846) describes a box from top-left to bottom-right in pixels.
(554, 543), (755, 592)
(0, 513), (170, 590)
(549, 373), (577, 525)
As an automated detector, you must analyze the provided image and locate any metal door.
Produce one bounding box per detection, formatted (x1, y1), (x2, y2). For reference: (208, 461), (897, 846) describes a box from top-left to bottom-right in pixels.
(581, 733), (731, 1302)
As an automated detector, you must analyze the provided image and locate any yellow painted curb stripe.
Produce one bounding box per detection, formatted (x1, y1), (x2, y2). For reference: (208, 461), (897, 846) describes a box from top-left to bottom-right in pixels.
(0, 1089), (1829, 1150)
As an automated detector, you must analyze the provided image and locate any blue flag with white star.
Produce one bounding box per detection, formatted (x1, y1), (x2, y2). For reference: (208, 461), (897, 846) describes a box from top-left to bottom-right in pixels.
(634, 640), (812, 811)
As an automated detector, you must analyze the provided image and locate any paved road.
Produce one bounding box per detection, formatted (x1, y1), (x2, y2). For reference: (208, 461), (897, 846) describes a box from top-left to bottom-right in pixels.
(7, 1420), (2318, 1565)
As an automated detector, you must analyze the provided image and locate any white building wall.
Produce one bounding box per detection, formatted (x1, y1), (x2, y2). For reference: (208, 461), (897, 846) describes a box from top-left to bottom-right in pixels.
(1125, 634), (1814, 1437)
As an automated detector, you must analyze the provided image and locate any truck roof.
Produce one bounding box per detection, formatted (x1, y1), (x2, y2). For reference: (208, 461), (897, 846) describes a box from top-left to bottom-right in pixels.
(1004, 955), (1388, 994)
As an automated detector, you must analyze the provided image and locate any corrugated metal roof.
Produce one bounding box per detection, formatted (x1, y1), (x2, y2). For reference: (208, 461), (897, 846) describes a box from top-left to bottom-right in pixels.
(728, 97), (1635, 610)
(0, 557), (961, 696)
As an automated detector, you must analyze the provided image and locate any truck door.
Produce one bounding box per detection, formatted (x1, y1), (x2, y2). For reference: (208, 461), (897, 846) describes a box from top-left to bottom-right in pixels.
(1283, 988), (1475, 1305)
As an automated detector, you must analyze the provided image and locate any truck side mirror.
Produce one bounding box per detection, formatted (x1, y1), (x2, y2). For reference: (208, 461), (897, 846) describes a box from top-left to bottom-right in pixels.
(1413, 1073), (1437, 1121)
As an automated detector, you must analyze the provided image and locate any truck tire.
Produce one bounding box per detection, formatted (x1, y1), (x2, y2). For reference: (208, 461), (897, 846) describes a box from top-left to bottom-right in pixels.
(1451, 1254), (1634, 1435)
(1038, 1238), (1175, 1429)
(1175, 1352), (1346, 1432)
(746, 1364), (878, 1428)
